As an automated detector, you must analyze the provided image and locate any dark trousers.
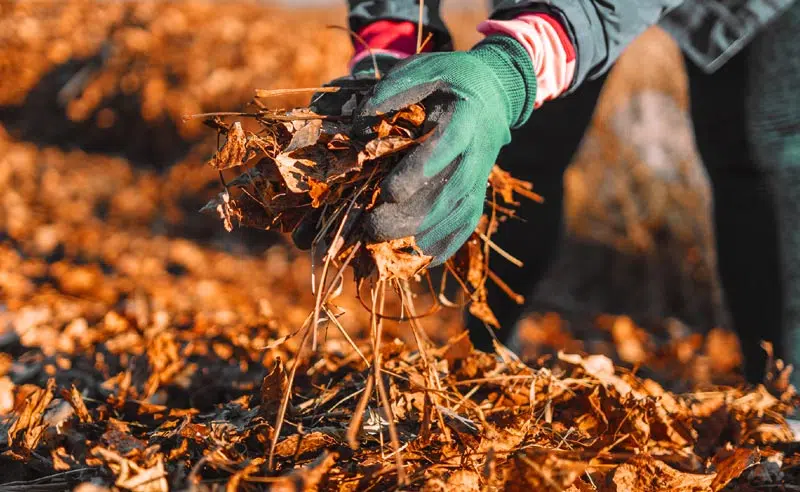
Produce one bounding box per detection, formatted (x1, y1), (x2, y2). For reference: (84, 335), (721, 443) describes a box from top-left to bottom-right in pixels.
(467, 36), (790, 384)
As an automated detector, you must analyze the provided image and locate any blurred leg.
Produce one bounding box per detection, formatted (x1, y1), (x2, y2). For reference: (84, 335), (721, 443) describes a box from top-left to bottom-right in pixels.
(745, 3), (800, 386)
(467, 73), (608, 351)
(685, 4), (800, 383)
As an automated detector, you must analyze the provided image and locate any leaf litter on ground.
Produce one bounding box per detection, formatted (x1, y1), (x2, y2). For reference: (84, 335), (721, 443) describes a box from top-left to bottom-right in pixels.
(1, 82), (799, 490)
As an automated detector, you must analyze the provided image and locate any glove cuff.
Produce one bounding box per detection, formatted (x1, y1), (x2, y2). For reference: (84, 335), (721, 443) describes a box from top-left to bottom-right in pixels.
(470, 35), (537, 129)
(470, 35), (536, 129)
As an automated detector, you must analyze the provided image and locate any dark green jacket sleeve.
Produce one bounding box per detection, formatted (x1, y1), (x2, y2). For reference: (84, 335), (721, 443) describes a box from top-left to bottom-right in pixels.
(348, 0), (453, 50)
(491, 0), (684, 92)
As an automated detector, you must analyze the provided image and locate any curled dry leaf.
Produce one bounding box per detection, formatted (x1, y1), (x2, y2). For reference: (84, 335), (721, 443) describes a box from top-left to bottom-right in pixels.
(506, 450), (587, 492)
(62, 384), (93, 423)
(710, 447), (760, 491)
(274, 430), (339, 458)
(610, 454), (714, 492)
(360, 136), (417, 162)
(366, 237), (432, 281)
(92, 447), (169, 492)
(391, 103), (426, 127)
(260, 358), (289, 420)
(7, 377), (56, 451)
(270, 451), (339, 492)
(208, 121), (248, 170)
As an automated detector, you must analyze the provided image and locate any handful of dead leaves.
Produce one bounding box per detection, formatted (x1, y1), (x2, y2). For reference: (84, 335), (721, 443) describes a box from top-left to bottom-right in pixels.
(199, 87), (539, 327)
(195, 87), (550, 484)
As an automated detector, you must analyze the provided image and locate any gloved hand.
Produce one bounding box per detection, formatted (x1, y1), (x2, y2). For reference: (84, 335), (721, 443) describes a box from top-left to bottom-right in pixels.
(357, 35), (537, 265)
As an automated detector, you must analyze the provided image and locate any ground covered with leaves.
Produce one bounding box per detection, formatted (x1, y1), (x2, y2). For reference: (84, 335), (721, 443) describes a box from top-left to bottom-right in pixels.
(2, 2), (800, 491)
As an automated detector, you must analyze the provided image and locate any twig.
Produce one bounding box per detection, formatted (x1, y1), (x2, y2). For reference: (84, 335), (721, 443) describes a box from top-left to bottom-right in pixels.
(486, 268), (525, 305)
(268, 314), (315, 471)
(372, 280), (408, 486)
(323, 305), (370, 367)
(477, 230), (524, 268)
(347, 372), (374, 449)
(183, 111), (256, 121)
(355, 279), (442, 321)
(417, 0), (425, 54)
(310, 177), (367, 352)
(1, 468), (99, 487)
(327, 25), (382, 79)
(255, 87), (341, 98)
(418, 31), (434, 53)
(258, 112), (348, 122)
(311, 253), (332, 352)
(399, 283), (452, 442)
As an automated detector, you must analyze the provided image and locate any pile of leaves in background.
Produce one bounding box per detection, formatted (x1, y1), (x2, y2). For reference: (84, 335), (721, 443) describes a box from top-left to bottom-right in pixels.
(0, 1), (352, 164)
(0, 1), (352, 127)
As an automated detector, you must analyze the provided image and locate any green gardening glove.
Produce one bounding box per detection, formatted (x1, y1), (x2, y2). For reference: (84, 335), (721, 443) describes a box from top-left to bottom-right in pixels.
(356, 35), (537, 265)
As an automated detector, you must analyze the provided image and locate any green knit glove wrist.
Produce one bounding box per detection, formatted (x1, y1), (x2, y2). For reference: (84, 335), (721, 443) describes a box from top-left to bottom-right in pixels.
(355, 35), (537, 264)
(470, 35), (538, 129)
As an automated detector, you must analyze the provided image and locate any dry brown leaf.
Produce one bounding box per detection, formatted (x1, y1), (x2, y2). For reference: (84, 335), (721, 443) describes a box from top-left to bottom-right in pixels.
(274, 148), (326, 193)
(308, 179), (329, 208)
(285, 118), (322, 152)
(469, 301), (500, 329)
(367, 237), (432, 281)
(710, 447), (760, 491)
(506, 450), (587, 492)
(274, 430), (338, 458)
(445, 470), (481, 492)
(209, 122), (248, 170)
(559, 352), (635, 396)
(610, 455), (714, 492)
(270, 451), (338, 492)
(92, 447), (169, 492)
(8, 377), (56, 451)
(611, 316), (648, 365)
(488, 166), (543, 205)
(374, 119), (395, 139)
(391, 103), (426, 127)
(360, 136), (416, 162)
(260, 358), (289, 420)
(62, 384), (93, 423)
(480, 418), (529, 455)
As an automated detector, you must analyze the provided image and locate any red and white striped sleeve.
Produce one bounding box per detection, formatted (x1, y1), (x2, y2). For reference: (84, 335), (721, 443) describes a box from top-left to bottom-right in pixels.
(478, 13), (576, 108)
(349, 20), (432, 71)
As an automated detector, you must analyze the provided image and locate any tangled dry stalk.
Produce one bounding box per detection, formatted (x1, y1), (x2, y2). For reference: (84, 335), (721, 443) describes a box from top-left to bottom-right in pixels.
(195, 84), (547, 482)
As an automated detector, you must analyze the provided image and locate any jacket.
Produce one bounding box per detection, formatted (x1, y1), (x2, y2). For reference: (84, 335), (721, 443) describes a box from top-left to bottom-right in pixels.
(347, 0), (795, 91)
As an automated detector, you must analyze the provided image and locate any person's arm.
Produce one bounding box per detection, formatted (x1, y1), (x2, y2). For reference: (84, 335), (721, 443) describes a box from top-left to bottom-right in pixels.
(347, 0), (452, 55)
(490, 0), (684, 94)
(339, 1), (685, 264)
(345, 0), (451, 74)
